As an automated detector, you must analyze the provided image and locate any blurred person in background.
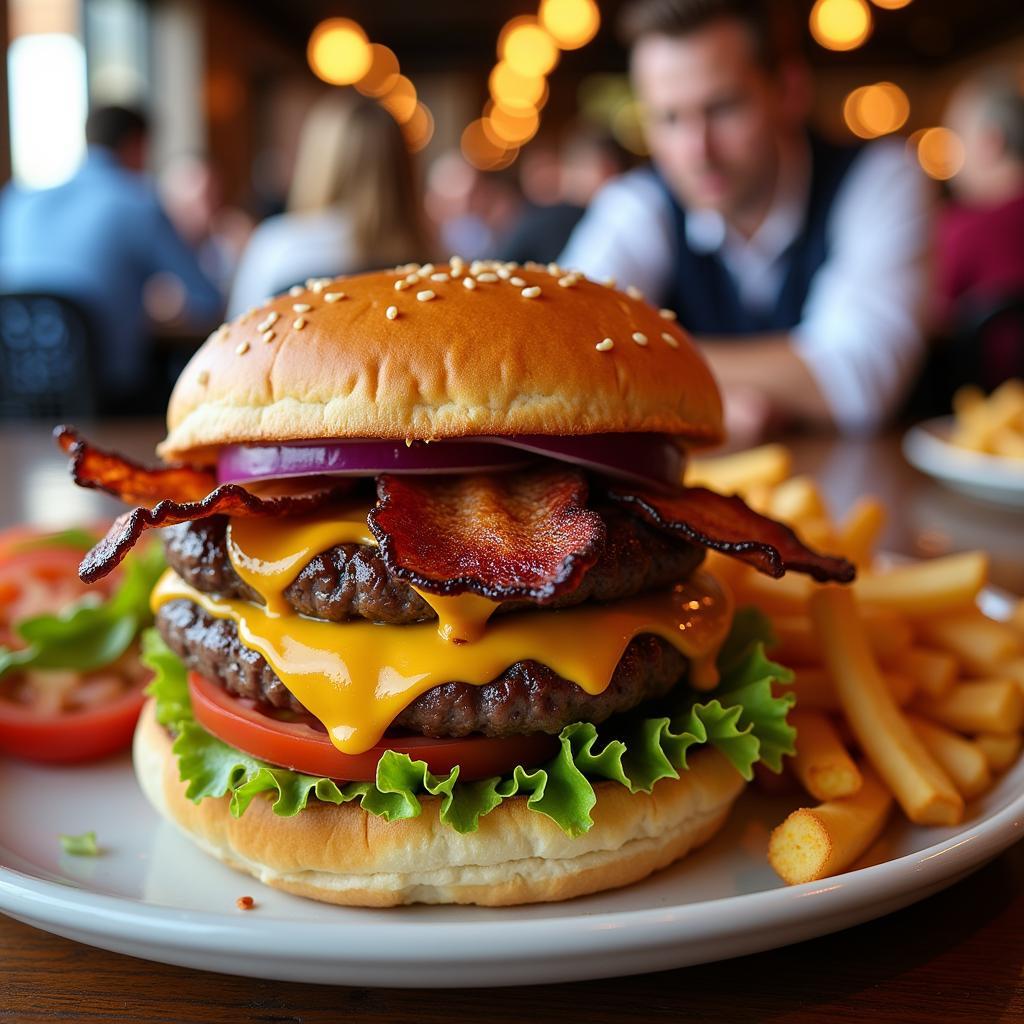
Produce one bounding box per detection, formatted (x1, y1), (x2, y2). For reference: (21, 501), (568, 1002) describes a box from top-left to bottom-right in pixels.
(560, 0), (930, 440)
(161, 155), (254, 297)
(425, 151), (522, 262)
(0, 105), (222, 412)
(498, 128), (632, 265)
(229, 93), (431, 314)
(936, 67), (1024, 389)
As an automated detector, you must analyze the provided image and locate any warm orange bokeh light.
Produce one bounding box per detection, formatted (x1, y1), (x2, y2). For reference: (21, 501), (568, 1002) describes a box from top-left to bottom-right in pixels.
(489, 62), (548, 112)
(843, 82), (909, 139)
(913, 127), (965, 181)
(307, 18), (373, 86)
(461, 119), (518, 171)
(809, 0), (873, 52)
(378, 75), (418, 124)
(354, 44), (400, 98)
(499, 17), (559, 77)
(483, 102), (540, 147)
(403, 103), (435, 153)
(870, 0), (912, 9)
(539, 0), (600, 50)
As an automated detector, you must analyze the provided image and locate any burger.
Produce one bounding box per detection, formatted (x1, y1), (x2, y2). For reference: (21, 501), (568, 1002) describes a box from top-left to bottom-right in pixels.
(58, 260), (853, 907)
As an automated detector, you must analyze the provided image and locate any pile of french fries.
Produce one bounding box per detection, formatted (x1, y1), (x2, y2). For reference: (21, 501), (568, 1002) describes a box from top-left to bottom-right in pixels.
(686, 445), (1024, 886)
(949, 379), (1024, 459)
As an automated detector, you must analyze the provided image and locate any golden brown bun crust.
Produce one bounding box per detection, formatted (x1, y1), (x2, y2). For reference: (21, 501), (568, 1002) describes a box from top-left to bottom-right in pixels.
(134, 700), (745, 907)
(160, 264), (723, 465)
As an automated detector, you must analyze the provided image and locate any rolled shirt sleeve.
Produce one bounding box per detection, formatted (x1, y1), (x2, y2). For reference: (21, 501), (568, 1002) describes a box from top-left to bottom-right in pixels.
(792, 140), (933, 432)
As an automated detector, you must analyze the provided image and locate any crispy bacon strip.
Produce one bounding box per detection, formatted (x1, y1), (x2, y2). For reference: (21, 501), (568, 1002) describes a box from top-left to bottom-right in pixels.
(55, 427), (351, 583)
(608, 486), (855, 583)
(369, 467), (606, 600)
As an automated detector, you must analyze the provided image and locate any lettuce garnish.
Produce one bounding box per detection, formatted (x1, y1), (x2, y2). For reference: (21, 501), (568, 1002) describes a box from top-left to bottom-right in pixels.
(143, 607), (795, 836)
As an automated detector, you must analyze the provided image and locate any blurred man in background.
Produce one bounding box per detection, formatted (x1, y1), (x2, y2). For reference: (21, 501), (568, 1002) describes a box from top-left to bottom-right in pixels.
(560, 0), (931, 439)
(498, 128), (632, 265)
(0, 106), (222, 412)
(937, 68), (1024, 388)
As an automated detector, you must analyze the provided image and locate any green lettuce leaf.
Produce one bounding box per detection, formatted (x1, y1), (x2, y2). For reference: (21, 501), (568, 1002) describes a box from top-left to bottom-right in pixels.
(144, 607), (795, 836)
(59, 830), (100, 856)
(0, 542), (166, 677)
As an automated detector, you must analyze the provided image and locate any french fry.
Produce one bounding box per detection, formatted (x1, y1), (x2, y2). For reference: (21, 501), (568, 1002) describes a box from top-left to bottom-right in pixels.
(913, 679), (1024, 735)
(835, 497), (886, 567)
(975, 732), (1024, 773)
(891, 647), (958, 699)
(733, 565), (813, 613)
(768, 476), (828, 523)
(907, 716), (992, 800)
(809, 586), (964, 826)
(778, 668), (914, 711)
(768, 611), (911, 666)
(853, 552), (989, 616)
(768, 765), (893, 885)
(685, 443), (792, 493)
(795, 518), (836, 551)
(914, 610), (1024, 675)
(789, 709), (863, 800)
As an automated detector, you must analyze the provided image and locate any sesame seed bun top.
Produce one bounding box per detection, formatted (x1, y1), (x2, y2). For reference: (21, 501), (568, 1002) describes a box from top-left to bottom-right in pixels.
(158, 261), (724, 465)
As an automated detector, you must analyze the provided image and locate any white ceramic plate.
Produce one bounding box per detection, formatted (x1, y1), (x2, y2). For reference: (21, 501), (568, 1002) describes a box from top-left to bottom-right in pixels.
(0, 591), (1021, 989)
(903, 417), (1024, 507)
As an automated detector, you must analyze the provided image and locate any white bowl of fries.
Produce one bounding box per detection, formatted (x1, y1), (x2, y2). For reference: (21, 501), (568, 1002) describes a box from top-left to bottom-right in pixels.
(903, 381), (1024, 508)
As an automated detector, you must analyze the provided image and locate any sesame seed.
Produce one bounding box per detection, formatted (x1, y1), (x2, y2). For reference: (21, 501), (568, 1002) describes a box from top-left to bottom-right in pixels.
(394, 279), (410, 290)
(661, 331), (680, 349)
(626, 286), (644, 300)
(631, 332), (648, 346)
(324, 292), (346, 302)
(658, 308), (677, 320)
(463, 276), (477, 290)
(509, 276), (526, 287)
(292, 303), (311, 313)
(288, 285), (304, 296)
(497, 268), (511, 280)
(235, 341), (250, 355)
(604, 277), (617, 288)
(476, 272), (498, 282)
(386, 305), (399, 320)
(261, 329), (276, 344)
(521, 286), (541, 299)
(257, 313), (278, 332)
(197, 369), (210, 387)
(430, 272), (450, 282)
(547, 262), (562, 276)
(293, 317), (306, 329)
(595, 338), (615, 352)
(416, 289), (436, 302)
(557, 275), (577, 288)
(421, 263), (435, 274)
(450, 255), (464, 267)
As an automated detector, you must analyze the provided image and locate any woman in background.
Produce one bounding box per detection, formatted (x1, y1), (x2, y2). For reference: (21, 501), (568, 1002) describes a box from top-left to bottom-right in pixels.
(228, 92), (431, 314)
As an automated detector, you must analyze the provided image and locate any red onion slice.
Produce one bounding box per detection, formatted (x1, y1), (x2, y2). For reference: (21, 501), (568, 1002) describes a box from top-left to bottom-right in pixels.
(217, 434), (683, 490)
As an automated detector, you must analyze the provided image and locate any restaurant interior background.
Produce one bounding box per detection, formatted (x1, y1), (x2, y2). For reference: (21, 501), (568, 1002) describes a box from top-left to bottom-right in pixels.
(1, 0), (1024, 422)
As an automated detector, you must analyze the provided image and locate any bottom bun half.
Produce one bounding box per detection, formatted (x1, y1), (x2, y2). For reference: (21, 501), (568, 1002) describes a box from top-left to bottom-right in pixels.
(133, 699), (745, 907)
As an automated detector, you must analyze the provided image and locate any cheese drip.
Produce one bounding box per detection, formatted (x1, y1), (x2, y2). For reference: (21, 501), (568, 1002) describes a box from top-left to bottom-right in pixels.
(226, 509), (500, 641)
(152, 568), (733, 756)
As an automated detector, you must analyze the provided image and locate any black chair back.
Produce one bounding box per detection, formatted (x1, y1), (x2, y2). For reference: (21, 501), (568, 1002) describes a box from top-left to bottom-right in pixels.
(0, 293), (99, 419)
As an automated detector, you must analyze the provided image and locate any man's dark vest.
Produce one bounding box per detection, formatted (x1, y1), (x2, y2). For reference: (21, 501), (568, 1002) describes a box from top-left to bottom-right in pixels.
(652, 136), (863, 335)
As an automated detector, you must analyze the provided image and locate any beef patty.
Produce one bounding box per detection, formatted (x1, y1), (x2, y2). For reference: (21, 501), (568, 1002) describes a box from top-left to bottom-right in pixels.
(156, 598), (689, 738)
(161, 507), (704, 626)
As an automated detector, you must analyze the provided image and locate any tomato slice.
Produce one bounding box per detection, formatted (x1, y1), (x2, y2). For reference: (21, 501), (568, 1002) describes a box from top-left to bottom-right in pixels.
(0, 682), (147, 763)
(188, 671), (560, 782)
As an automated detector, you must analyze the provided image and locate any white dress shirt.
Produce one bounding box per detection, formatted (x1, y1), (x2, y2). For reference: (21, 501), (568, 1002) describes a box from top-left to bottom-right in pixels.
(559, 139), (932, 432)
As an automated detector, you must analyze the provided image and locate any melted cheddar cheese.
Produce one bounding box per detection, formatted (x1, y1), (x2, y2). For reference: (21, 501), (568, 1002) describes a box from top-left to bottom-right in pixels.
(151, 567), (733, 757)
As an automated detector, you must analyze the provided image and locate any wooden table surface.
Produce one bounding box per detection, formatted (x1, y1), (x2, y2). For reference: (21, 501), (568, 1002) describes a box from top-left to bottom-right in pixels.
(1, 420), (1022, 1022)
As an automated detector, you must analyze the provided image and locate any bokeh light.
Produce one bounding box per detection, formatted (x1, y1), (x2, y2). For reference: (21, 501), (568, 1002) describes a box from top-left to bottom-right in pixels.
(461, 118), (518, 171)
(354, 44), (400, 98)
(912, 127), (965, 181)
(499, 17), (559, 77)
(809, 0), (873, 52)
(307, 18), (373, 86)
(870, 0), (912, 8)
(539, 0), (600, 50)
(378, 75), (418, 123)
(843, 82), (910, 139)
(403, 103), (435, 153)
(484, 101), (540, 146)
(489, 62), (548, 112)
